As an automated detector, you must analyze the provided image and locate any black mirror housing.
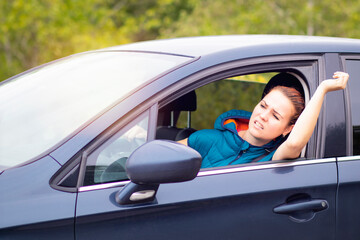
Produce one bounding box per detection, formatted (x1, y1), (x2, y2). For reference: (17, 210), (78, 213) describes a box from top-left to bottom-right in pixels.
(116, 140), (202, 205)
(126, 140), (202, 184)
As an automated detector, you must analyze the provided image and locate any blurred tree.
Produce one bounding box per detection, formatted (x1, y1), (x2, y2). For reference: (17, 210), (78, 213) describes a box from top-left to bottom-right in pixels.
(0, 0), (193, 81)
(159, 0), (360, 38)
(1, 0), (360, 82)
(177, 73), (275, 129)
(0, 0), (122, 80)
(102, 0), (194, 42)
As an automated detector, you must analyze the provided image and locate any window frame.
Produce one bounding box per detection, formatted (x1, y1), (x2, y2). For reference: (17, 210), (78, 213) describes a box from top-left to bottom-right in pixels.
(75, 54), (323, 192)
(158, 56), (319, 158)
(76, 104), (158, 191)
(340, 54), (360, 156)
(83, 110), (150, 186)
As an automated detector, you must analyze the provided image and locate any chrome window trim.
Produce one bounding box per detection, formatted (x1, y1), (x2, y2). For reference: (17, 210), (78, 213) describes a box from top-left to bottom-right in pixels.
(79, 180), (130, 192)
(198, 158), (336, 177)
(79, 158), (335, 192)
(338, 156), (360, 162)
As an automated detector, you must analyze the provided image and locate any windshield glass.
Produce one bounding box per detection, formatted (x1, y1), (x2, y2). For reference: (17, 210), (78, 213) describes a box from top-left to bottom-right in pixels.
(0, 51), (191, 170)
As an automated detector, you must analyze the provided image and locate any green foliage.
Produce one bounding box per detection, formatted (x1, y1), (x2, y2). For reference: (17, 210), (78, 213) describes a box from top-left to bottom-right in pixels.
(177, 73), (275, 130)
(0, 0), (193, 81)
(192, 79), (264, 129)
(1, 0), (360, 82)
(160, 0), (360, 38)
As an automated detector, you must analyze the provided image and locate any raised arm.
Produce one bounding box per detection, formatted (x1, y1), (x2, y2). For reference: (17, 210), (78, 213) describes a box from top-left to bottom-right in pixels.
(273, 71), (349, 160)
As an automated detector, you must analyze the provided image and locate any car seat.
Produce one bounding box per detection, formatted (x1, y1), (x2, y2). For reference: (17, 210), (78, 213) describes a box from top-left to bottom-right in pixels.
(156, 90), (197, 141)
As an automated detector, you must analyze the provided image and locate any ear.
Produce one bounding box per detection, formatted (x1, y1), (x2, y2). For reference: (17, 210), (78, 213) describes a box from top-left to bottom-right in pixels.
(282, 124), (294, 137)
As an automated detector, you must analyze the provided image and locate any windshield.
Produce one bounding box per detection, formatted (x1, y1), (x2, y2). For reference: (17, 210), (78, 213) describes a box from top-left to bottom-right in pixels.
(0, 51), (191, 170)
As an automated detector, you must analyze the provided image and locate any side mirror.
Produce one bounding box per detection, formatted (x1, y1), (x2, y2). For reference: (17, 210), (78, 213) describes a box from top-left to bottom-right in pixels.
(116, 140), (202, 205)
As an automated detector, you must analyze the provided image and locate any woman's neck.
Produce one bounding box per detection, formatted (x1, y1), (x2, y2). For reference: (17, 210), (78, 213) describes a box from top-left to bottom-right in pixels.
(238, 130), (270, 146)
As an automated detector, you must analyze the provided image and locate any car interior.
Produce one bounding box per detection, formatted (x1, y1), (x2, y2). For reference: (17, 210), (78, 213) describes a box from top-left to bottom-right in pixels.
(155, 71), (306, 144)
(156, 90), (197, 141)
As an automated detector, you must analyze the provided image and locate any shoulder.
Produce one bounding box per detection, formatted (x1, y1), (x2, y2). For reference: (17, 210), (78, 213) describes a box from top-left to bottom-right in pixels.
(188, 129), (223, 147)
(187, 129), (224, 161)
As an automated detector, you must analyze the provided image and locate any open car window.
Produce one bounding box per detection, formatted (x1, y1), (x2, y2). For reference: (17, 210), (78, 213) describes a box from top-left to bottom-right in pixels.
(156, 71), (308, 166)
(179, 73), (274, 130)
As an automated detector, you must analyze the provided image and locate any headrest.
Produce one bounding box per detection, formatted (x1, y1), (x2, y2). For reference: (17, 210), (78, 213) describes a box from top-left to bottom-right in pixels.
(262, 73), (305, 100)
(161, 90), (197, 112)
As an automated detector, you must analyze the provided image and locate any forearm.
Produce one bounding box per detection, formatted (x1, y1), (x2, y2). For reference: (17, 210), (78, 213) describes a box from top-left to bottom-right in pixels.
(285, 82), (327, 149)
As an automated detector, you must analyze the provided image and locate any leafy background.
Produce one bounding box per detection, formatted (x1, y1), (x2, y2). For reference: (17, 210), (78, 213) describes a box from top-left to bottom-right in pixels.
(1, 0), (360, 82)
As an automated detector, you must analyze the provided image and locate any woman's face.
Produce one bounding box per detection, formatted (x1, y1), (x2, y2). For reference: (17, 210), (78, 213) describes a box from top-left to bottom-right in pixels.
(245, 89), (295, 146)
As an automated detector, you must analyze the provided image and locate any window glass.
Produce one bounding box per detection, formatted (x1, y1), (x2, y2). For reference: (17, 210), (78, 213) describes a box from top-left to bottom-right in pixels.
(345, 60), (360, 155)
(0, 52), (189, 170)
(84, 112), (149, 186)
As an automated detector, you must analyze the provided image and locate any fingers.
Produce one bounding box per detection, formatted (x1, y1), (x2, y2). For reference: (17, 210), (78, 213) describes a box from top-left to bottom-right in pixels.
(333, 71), (349, 80)
(320, 71), (349, 93)
(332, 71), (349, 89)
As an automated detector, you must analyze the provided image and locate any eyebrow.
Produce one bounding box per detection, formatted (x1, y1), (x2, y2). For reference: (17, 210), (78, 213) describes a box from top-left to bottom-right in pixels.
(262, 100), (284, 119)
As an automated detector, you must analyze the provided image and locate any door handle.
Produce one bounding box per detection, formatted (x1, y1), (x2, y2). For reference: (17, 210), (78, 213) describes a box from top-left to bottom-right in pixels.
(273, 199), (328, 214)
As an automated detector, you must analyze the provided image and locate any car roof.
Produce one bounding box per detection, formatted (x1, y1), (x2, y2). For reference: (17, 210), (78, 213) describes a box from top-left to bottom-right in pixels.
(103, 35), (360, 58)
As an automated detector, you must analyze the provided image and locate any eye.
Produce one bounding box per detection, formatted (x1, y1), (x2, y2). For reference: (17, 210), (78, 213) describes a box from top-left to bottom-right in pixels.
(273, 114), (279, 120)
(260, 103), (266, 108)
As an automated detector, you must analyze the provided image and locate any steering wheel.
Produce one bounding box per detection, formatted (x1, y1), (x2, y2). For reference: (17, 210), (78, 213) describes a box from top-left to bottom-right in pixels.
(100, 157), (128, 183)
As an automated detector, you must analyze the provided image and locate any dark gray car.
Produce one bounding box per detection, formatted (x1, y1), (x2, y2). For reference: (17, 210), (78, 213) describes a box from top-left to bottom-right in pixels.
(1, 35), (360, 239)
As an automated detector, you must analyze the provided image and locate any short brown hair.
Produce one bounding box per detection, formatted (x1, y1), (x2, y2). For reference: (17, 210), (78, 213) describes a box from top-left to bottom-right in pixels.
(268, 86), (305, 125)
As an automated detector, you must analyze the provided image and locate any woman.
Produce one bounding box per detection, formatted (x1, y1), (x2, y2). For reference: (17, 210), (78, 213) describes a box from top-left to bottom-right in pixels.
(179, 71), (349, 168)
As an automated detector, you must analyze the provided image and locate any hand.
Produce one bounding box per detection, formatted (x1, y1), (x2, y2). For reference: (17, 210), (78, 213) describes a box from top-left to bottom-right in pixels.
(321, 71), (349, 93)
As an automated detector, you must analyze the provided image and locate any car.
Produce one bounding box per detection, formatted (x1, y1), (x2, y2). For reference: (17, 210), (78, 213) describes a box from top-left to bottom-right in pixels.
(1, 35), (360, 239)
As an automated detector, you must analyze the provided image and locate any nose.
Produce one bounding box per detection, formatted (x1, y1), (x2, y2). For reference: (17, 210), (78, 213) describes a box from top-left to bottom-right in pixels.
(260, 109), (270, 121)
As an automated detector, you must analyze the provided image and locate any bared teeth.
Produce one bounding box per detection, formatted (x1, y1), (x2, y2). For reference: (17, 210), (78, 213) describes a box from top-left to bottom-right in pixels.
(255, 121), (263, 129)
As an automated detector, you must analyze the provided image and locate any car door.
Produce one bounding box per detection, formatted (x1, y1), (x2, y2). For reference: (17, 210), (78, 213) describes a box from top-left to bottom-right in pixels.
(75, 160), (337, 240)
(336, 56), (360, 239)
(74, 57), (337, 240)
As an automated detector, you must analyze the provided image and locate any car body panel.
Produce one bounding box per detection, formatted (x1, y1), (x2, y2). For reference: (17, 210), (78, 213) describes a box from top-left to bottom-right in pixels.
(1, 35), (360, 239)
(0, 156), (75, 239)
(108, 35), (360, 57)
(336, 157), (360, 239)
(75, 160), (337, 240)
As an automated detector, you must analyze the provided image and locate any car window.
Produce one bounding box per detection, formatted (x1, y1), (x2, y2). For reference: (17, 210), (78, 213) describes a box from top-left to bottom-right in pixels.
(179, 73), (274, 130)
(345, 59), (360, 155)
(156, 71), (308, 163)
(83, 112), (149, 186)
(0, 52), (190, 171)
(157, 72), (276, 135)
